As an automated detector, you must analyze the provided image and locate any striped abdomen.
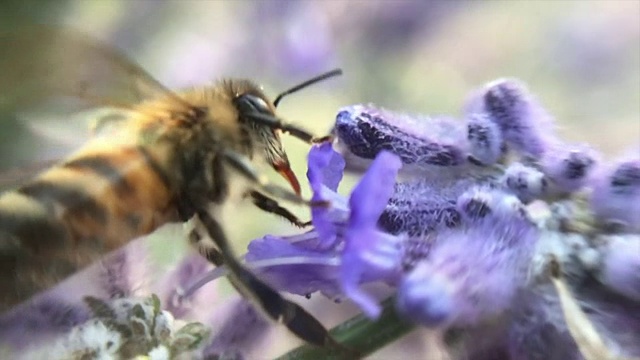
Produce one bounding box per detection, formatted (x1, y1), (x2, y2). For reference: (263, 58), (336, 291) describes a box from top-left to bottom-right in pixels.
(0, 144), (179, 311)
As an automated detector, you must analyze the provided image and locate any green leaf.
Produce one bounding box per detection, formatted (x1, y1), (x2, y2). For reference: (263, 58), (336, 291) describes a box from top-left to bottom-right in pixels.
(150, 294), (162, 315)
(170, 322), (210, 354)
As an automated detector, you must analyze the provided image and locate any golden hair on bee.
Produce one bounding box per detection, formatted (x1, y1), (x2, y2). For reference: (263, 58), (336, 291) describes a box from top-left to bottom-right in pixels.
(0, 25), (343, 349)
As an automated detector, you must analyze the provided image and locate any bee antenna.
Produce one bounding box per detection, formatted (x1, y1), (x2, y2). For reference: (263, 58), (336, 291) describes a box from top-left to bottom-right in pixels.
(273, 68), (343, 108)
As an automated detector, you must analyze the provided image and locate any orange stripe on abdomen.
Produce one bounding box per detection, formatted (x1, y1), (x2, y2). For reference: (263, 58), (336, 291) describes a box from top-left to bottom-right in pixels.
(57, 146), (179, 250)
(0, 145), (179, 310)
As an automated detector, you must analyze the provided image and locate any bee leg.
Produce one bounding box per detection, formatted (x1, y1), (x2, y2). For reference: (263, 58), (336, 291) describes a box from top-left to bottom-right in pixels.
(250, 191), (311, 228)
(194, 208), (347, 351)
(222, 149), (329, 207)
(188, 229), (224, 266)
(243, 112), (332, 144)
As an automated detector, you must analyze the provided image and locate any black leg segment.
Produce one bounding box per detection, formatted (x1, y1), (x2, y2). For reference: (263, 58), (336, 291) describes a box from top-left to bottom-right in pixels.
(250, 191), (311, 228)
(194, 208), (346, 350)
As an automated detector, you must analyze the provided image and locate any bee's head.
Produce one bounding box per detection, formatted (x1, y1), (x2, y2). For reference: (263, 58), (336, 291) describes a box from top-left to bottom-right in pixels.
(232, 70), (343, 196)
(233, 90), (301, 196)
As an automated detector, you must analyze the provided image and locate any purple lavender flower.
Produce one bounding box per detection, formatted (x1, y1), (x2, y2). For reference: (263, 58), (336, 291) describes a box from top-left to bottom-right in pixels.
(306, 139), (347, 249)
(466, 113), (505, 166)
(540, 143), (599, 195)
(397, 187), (538, 327)
(332, 104), (468, 175)
(465, 78), (557, 160)
(456, 186), (531, 224)
(378, 178), (489, 236)
(501, 162), (548, 203)
(598, 235), (640, 301)
(590, 155), (640, 232)
(245, 234), (342, 299)
(378, 192), (460, 237)
(341, 149), (404, 317)
(245, 142), (404, 318)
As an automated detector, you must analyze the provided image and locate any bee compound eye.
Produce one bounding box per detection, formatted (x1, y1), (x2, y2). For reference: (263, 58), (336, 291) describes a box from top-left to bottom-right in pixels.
(236, 94), (271, 115)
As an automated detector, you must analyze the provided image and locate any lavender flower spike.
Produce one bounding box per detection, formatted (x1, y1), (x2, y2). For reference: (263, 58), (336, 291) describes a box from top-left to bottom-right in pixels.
(466, 78), (557, 160)
(598, 235), (640, 301)
(378, 178), (482, 237)
(501, 162), (547, 203)
(590, 154), (640, 232)
(466, 113), (505, 166)
(540, 143), (599, 195)
(398, 188), (538, 327)
(332, 104), (468, 175)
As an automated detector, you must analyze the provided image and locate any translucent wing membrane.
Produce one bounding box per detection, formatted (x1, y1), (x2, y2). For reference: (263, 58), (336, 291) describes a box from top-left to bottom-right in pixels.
(0, 25), (191, 113)
(0, 26), (193, 188)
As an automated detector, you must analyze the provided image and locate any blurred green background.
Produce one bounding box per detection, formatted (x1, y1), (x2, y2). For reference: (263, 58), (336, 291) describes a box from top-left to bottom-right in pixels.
(0, 1), (638, 358)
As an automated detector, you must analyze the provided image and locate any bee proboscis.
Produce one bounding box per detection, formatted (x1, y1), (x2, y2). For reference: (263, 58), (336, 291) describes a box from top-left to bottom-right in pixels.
(0, 25), (344, 349)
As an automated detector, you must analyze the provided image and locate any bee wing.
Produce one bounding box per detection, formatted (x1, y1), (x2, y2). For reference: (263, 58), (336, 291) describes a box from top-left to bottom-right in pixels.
(0, 26), (195, 184)
(0, 25), (193, 112)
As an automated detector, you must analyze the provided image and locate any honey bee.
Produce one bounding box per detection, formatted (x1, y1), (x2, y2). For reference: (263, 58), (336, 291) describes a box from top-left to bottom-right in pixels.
(0, 26), (342, 348)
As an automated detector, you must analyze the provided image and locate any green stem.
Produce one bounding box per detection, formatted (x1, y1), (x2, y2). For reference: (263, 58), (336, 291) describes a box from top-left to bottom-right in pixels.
(275, 297), (415, 360)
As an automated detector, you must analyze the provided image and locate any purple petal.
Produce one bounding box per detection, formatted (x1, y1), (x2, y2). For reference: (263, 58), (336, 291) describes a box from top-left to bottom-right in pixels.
(341, 228), (403, 318)
(310, 202), (338, 250)
(308, 187), (350, 250)
(348, 151), (402, 225)
(246, 150), (405, 311)
(307, 142), (347, 248)
(340, 151), (404, 318)
(246, 234), (341, 298)
(306, 141), (345, 192)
